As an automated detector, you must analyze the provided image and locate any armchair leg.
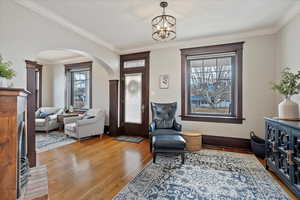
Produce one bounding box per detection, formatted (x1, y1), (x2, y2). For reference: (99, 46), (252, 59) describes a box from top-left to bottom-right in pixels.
(100, 134), (103, 140)
(153, 152), (156, 163)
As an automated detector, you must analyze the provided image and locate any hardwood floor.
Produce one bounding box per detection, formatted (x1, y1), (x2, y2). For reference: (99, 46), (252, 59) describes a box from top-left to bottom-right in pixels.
(38, 135), (297, 200)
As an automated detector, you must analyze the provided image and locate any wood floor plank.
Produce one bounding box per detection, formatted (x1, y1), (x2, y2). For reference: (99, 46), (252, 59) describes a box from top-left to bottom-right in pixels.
(37, 135), (297, 200)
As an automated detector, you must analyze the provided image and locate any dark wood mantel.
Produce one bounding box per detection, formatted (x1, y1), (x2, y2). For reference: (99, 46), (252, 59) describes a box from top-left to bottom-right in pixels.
(0, 88), (30, 200)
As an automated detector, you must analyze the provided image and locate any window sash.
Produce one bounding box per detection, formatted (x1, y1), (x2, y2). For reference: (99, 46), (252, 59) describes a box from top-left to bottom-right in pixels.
(70, 70), (90, 110)
(187, 55), (236, 117)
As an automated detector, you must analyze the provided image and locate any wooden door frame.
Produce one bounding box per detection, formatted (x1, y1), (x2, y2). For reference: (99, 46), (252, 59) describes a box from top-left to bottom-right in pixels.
(35, 64), (43, 110)
(119, 51), (150, 137)
(25, 60), (38, 167)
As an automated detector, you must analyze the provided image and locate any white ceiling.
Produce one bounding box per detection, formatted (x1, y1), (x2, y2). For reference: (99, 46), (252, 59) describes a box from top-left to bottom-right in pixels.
(21, 0), (300, 51)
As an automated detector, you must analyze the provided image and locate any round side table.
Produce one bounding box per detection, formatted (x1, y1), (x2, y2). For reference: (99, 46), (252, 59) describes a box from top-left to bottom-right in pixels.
(182, 131), (202, 151)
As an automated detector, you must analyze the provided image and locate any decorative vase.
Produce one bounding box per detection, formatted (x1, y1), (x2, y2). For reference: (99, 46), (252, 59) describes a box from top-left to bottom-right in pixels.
(0, 77), (8, 87)
(278, 97), (299, 119)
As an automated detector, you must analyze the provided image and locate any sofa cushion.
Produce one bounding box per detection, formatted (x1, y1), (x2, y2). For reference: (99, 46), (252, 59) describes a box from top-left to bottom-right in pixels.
(35, 119), (46, 127)
(153, 135), (186, 150)
(65, 123), (77, 132)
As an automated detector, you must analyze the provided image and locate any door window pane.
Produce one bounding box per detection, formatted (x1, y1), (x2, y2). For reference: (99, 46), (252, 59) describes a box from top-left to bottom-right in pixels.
(189, 56), (233, 115)
(124, 60), (145, 68)
(125, 73), (142, 123)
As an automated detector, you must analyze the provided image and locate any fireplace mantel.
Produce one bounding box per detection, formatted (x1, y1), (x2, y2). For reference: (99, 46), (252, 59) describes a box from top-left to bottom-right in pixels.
(0, 87), (30, 96)
(0, 88), (30, 200)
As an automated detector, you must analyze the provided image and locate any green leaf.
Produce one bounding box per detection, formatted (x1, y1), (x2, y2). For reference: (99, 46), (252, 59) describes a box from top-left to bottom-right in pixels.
(271, 67), (300, 97)
(0, 54), (16, 79)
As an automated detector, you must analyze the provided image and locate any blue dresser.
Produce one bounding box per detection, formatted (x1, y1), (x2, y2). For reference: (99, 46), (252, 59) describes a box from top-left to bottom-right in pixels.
(265, 117), (300, 198)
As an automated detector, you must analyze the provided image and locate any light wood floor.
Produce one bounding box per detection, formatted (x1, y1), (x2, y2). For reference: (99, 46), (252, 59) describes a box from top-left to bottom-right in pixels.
(37, 135), (297, 200)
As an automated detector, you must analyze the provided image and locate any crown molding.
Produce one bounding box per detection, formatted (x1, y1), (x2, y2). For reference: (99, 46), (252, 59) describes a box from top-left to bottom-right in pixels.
(14, 0), (118, 53)
(273, 2), (300, 33)
(119, 27), (278, 54)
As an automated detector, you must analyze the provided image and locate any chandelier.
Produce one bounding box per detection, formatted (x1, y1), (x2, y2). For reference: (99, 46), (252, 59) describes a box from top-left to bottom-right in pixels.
(151, 1), (176, 41)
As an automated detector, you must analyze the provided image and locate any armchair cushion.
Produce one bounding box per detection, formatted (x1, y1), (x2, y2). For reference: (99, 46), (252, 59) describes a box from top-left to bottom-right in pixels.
(35, 119), (46, 127)
(64, 116), (82, 124)
(48, 114), (58, 121)
(77, 118), (97, 126)
(151, 102), (177, 129)
(150, 129), (181, 136)
(83, 115), (95, 120)
(153, 135), (186, 150)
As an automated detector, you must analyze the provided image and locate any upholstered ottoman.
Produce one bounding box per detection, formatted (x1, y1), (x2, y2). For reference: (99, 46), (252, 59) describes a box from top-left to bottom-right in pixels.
(152, 135), (186, 164)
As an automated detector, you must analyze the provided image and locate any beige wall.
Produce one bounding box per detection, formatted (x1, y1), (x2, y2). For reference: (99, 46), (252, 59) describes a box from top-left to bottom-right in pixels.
(150, 34), (277, 138)
(276, 11), (300, 108)
(0, 0), (119, 88)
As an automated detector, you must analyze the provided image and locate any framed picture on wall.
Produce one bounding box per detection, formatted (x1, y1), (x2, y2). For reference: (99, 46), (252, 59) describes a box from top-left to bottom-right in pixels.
(159, 74), (169, 89)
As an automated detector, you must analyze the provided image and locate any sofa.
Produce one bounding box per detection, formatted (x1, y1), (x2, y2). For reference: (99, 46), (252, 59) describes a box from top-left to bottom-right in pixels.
(64, 109), (105, 140)
(35, 107), (64, 133)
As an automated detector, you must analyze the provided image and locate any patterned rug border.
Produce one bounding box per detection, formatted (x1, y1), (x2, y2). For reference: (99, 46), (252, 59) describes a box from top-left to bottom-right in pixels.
(113, 149), (291, 200)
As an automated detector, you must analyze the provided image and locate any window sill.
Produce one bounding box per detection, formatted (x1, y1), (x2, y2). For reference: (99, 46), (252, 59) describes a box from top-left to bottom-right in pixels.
(180, 115), (245, 124)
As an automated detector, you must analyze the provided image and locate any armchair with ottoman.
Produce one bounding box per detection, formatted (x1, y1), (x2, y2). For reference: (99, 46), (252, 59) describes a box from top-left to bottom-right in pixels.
(35, 107), (64, 133)
(64, 109), (105, 140)
(149, 102), (186, 164)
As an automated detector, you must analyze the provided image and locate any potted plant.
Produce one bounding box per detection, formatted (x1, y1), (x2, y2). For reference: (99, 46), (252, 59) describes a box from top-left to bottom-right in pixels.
(0, 54), (16, 87)
(272, 68), (300, 119)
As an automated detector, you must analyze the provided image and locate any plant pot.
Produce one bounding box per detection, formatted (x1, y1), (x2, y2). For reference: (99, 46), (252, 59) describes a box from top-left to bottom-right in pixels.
(0, 77), (8, 87)
(278, 97), (299, 119)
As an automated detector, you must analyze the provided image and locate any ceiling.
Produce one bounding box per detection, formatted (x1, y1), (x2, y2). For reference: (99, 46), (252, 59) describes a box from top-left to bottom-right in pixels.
(21, 0), (300, 51)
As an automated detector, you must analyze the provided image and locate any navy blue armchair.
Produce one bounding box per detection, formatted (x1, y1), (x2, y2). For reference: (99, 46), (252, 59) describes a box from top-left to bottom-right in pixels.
(149, 102), (182, 152)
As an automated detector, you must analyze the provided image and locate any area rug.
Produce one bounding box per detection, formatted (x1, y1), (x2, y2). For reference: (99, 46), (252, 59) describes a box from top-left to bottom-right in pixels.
(113, 150), (291, 200)
(115, 136), (144, 143)
(23, 165), (48, 200)
(36, 131), (76, 153)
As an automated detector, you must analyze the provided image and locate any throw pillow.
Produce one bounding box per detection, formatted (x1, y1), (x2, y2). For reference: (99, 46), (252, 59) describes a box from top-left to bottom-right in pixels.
(83, 115), (95, 120)
(38, 112), (53, 119)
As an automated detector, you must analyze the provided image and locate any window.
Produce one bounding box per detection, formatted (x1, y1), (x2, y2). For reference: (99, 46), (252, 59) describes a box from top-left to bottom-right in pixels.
(181, 42), (244, 123)
(124, 59), (145, 68)
(65, 62), (92, 110)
